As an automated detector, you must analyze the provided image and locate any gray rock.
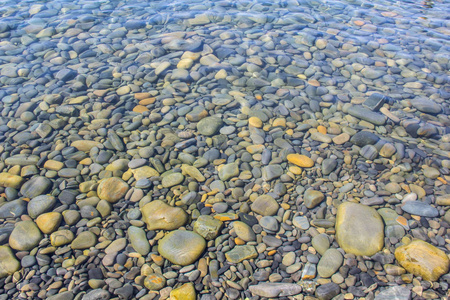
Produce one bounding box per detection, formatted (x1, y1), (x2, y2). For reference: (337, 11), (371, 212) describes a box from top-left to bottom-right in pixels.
(410, 98), (441, 114)
(197, 117), (223, 136)
(82, 289), (110, 300)
(128, 226), (150, 256)
(317, 249), (343, 278)
(27, 195), (56, 218)
(315, 282), (340, 300)
(364, 93), (388, 111)
(262, 165), (283, 181)
(348, 105), (386, 125)
(351, 131), (379, 147)
(360, 145), (378, 160)
(20, 176), (52, 198)
(260, 216), (279, 232)
(249, 283), (302, 297)
(322, 158), (337, 175)
(374, 286), (411, 300)
(0, 199), (27, 218)
(304, 189), (325, 209)
(401, 201), (439, 217)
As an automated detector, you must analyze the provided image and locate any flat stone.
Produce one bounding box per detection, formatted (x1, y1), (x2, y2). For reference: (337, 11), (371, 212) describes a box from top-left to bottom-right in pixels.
(181, 164), (205, 182)
(162, 173), (184, 188)
(364, 93), (387, 111)
(262, 165), (283, 181)
(410, 98), (441, 114)
(249, 282), (302, 297)
(20, 176), (52, 198)
(169, 283), (196, 300)
(71, 231), (97, 250)
(158, 230), (206, 266)
(395, 239), (449, 281)
(401, 201), (438, 217)
(251, 195), (279, 216)
(423, 167), (440, 179)
(336, 202), (384, 256)
(9, 220), (43, 251)
(193, 215), (223, 240)
(219, 163), (239, 181)
(260, 217), (279, 232)
(374, 286), (411, 300)
(312, 234), (330, 255)
(304, 189), (325, 209)
(71, 140), (101, 152)
(233, 221), (255, 241)
(350, 131), (379, 147)
(287, 153), (314, 167)
(128, 226), (150, 256)
(0, 173), (24, 189)
(28, 195), (56, 218)
(197, 116), (222, 136)
(81, 289), (110, 300)
(0, 246), (20, 278)
(144, 273), (166, 291)
(315, 282), (340, 300)
(225, 245), (258, 263)
(347, 105), (386, 125)
(322, 158), (337, 175)
(97, 177), (129, 203)
(0, 199), (27, 218)
(317, 249), (343, 278)
(141, 200), (187, 230)
(50, 230), (75, 247)
(36, 212), (62, 234)
(436, 195), (450, 206)
(293, 216), (310, 230)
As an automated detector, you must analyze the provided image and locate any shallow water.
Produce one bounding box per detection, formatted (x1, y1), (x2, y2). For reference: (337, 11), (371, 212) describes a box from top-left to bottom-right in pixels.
(1, 0), (450, 299)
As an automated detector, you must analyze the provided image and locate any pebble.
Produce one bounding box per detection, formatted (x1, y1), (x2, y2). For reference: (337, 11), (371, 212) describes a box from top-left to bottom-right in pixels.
(0, 246), (20, 278)
(158, 230), (206, 266)
(303, 189), (325, 209)
(335, 202), (384, 256)
(401, 201), (439, 218)
(9, 220), (43, 251)
(141, 200), (188, 230)
(249, 282), (301, 297)
(317, 249), (343, 278)
(225, 245), (258, 263)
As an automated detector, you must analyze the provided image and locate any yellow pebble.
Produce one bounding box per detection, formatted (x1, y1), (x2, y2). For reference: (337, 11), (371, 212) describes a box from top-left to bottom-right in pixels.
(287, 153), (314, 168)
(317, 125), (327, 134)
(286, 129), (294, 135)
(248, 117), (262, 128)
(272, 118), (286, 127)
(289, 166), (302, 175)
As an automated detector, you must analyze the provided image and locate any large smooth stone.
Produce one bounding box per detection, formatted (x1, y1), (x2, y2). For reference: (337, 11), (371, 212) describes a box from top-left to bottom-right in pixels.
(36, 212), (62, 234)
(249, 282), (302, 297)
(20, 176), (52, 198)
(0, 246), (20, 278)
(158, 230), (206, 266)
(197, 116), (222, 136)
(27, 195), (56, 218)
(161, 173), (184, 188)
(374, 286), (411, 300)
(141, 200), (187, 230)
(350, 131), (379, 147)
(219, 163), (239, 181)
(9, 220), (43, 251)
(169, 283), (196, 300)
(251, 194), (279, 216)
(71, 231), (97, 250)
(395, 239), (449, 281)
(336, 202), (384, 256)
(317, 249), (343, 278)
(0, 199), (27, 218)
(410, 98), (442, 114)
(128, 226), (150, 256)
(71, 140), (101, 152)
(97, 177), (129, 203)
(347, 105), (386, 125)
(0, 173), (24, 189)
(287, 154), (314, 167)
(401, 201), (439, 218)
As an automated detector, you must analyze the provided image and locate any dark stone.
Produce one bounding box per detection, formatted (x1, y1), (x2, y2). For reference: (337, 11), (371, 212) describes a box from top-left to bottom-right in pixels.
(350, 131), (380, 147)
(315, 283), (340, 300)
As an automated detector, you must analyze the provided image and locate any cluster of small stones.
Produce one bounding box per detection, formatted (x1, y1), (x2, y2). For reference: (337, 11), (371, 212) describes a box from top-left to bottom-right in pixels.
(0, 0), (449, 300)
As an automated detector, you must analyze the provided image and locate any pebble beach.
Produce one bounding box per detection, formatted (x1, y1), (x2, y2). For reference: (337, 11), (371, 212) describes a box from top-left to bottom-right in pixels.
(0, 0), (449, 299)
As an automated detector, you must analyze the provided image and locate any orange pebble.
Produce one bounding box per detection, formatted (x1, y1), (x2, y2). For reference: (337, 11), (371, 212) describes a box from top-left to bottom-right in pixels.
(267, 250), (277, 256)
(139, 97), (156, 105)
(437, 177), (447, 184)
(354, 20), (365, 26)
(317, 125), (327, 135)
(133, 105), (149, 113)
(255, 94), (263, 100)
(396, 216), (408, 227)
(235, 238), (245, 245)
